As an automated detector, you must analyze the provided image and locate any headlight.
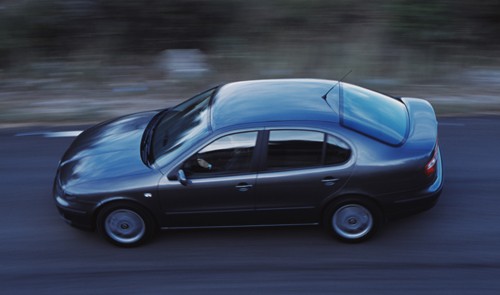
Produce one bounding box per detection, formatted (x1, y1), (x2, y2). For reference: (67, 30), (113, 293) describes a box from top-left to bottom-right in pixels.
(55, 196), (69, 207)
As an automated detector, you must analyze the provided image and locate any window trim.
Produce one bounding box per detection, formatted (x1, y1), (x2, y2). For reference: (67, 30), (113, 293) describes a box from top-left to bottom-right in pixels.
(166, 127), (354, 181)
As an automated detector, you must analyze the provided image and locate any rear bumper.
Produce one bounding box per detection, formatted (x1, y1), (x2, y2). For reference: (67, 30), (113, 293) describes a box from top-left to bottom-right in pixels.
(384, 187), (441, 219)
(380, 149), (443, 219)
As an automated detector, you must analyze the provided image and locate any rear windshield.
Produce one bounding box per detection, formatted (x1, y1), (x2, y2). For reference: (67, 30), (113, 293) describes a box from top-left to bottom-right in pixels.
(340, 83), (408, 146)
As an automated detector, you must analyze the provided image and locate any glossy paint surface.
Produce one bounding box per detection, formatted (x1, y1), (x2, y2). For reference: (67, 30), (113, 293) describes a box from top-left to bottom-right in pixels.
(58, 111), (160, 191)
(211, 79), (339, 130)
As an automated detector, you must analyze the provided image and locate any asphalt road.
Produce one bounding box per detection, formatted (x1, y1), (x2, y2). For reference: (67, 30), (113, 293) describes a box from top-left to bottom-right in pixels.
(1, 116), (500, 294)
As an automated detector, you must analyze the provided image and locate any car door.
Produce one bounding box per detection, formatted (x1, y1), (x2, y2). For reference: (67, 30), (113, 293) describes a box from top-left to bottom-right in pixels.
(254, 129), (354, 224)
(158, 131), (260, 227)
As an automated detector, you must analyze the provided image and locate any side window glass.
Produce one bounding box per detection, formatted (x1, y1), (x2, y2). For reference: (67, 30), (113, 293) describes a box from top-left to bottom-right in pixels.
(184, 131), (258, 177)
(325, 134), (351, 165)
(267, 130), (323, 170)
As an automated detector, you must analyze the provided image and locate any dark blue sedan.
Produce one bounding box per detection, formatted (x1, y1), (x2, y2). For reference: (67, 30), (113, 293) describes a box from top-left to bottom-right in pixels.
(54, 79), (442, 247)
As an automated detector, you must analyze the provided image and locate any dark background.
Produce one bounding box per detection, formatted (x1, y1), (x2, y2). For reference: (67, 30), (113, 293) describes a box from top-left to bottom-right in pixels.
(2, 0), (499, 69)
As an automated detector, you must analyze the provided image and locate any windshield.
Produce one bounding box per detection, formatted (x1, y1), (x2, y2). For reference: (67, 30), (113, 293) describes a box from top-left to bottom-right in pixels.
(150, 88), (215, 166)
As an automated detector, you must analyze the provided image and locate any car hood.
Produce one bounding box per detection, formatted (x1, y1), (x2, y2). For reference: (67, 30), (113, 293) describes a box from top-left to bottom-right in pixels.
(59, 111), (159, 188)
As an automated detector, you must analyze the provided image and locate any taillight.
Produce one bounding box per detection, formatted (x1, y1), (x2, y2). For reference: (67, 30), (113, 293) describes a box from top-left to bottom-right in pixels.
(424, 147), (438, 177)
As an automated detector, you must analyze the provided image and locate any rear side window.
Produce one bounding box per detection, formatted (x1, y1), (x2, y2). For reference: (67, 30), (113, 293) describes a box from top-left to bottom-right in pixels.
(341, 83), (408, 146)
(266, 130), (351, 170)
(325, 134), (351, 165)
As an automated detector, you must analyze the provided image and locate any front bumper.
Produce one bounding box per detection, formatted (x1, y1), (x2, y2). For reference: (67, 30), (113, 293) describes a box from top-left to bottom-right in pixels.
(56, 204), (94, 230)
(53, 177), (95, 230)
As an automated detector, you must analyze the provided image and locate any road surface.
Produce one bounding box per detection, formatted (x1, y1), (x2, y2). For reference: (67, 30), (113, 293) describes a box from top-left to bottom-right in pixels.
(1, 116), (499, 294)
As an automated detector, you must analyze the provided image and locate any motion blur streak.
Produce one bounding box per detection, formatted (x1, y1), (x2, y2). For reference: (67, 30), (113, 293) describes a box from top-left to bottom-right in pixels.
(0, 116), (499, 294)
(1, 1), (500, 125)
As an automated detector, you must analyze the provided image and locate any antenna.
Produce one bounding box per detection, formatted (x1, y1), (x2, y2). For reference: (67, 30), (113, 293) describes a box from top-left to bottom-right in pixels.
(321, 70), (352, 100)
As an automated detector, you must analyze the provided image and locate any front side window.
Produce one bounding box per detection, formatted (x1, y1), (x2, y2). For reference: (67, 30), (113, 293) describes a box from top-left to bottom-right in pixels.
(183, 131), (258, 177)
(266, 130), (351, 170)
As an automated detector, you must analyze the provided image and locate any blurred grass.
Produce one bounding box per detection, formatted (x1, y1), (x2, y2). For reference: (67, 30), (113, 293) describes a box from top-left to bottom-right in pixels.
(1, 56), (499, 126)
(1, 0), (500, 125)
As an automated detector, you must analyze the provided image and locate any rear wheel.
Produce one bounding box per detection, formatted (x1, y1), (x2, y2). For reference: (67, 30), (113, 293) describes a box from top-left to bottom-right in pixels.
(97, 202), (156, 247)
(324, 197), (382, 243)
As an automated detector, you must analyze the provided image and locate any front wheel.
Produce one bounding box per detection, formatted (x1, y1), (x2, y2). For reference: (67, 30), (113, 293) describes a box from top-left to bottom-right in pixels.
(97, 202), (156, 247)
(324, 197), (382, 243)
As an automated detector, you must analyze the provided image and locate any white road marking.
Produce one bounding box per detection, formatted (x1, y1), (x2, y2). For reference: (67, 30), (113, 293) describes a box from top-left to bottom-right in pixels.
(439, 122), (465, 126)
(15, 130), (83, 138)
(43, 131), (83, 138)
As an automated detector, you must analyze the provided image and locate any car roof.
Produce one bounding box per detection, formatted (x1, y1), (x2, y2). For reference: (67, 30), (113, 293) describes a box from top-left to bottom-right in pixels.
(210, 79), (340, 130)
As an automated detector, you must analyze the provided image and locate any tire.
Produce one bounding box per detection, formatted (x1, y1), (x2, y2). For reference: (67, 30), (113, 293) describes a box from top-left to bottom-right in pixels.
(96, 202), (156, 247)
(323, 197), (382, 243)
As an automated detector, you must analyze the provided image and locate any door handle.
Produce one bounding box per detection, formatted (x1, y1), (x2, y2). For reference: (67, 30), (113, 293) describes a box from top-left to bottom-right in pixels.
(235, 183), (253, 192)
(321, 177), (339, 186)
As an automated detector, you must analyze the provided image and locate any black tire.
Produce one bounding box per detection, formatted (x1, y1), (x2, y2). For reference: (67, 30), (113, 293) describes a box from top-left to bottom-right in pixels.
(96, 202), (156, 247)
(323, 197), (382, 243)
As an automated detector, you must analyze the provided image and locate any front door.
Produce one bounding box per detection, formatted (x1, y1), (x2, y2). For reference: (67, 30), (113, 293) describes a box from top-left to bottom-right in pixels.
(158, 131), (259, 227)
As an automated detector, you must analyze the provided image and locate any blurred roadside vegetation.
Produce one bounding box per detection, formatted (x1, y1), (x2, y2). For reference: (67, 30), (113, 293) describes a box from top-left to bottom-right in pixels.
(1, 0), (500, 124)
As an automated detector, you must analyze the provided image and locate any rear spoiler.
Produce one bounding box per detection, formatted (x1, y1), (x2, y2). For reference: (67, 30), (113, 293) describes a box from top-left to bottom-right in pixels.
(401, 97), (438, 153)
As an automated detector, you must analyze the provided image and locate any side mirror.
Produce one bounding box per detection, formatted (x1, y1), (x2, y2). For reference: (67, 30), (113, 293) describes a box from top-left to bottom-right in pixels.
(177, 169), (188, 186)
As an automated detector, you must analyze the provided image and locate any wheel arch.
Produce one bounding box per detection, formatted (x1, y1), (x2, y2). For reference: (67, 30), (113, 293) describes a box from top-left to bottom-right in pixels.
(92, 197), (159, 229)
(320, 193), (386, 225)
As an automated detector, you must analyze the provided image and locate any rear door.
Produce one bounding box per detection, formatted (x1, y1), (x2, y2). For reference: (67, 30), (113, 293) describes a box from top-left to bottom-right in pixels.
(254, 129), (354, 224)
